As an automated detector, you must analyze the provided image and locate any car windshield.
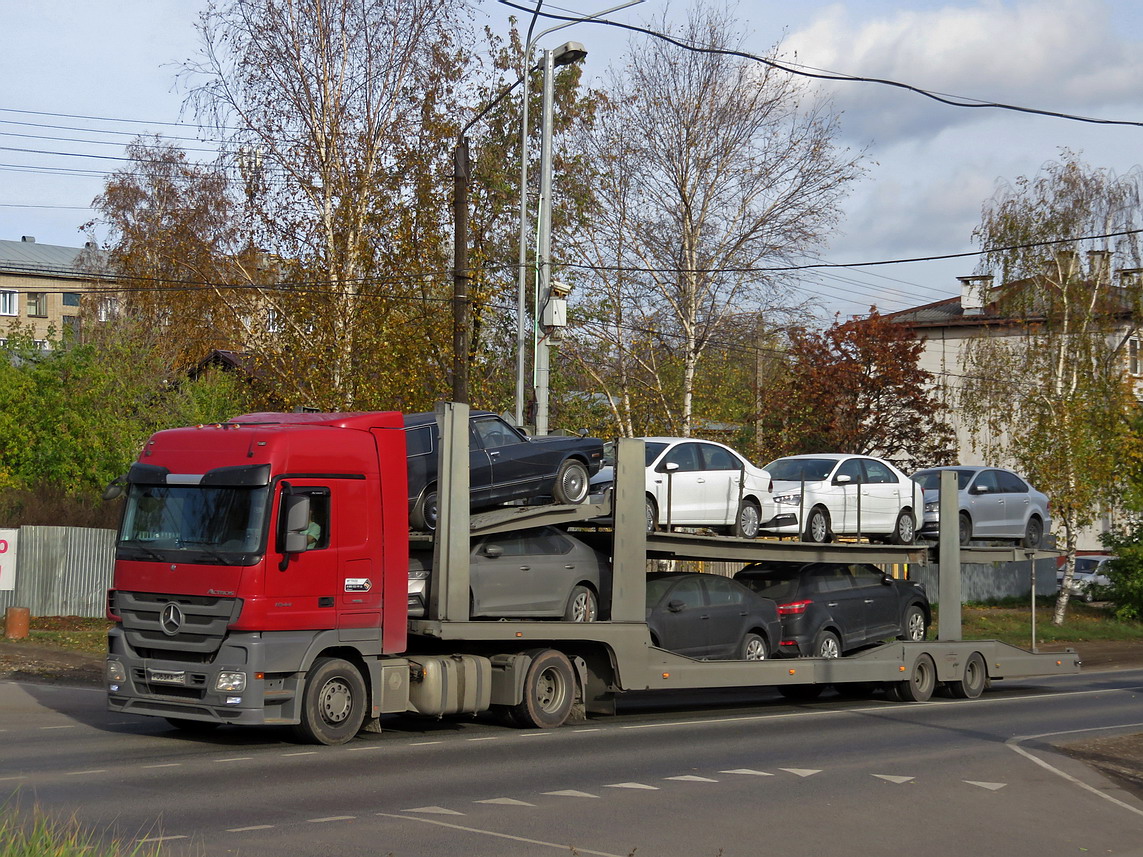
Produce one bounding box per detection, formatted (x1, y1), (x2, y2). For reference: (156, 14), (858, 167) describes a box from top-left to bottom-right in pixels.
(736, 565), (802, 602)
(911, 469), (975, 491)
(766, 458), (836, 482)
(1074, 557), (1107, 573)
(118, 483), (270, 563)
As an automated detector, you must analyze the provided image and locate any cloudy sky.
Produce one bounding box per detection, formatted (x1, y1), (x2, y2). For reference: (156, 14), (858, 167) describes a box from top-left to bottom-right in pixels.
(3, 0), (1142, 320)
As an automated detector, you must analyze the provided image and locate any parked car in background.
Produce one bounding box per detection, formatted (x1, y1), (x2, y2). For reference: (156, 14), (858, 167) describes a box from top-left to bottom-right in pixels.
(733, 561), (930, 658)
(1057, 555), (1114, 602)
(645, 572), (782, 660)
(404, 411), (605, 531)
(408, 526), (611, 621)
(589, 438), (776, 537)
(760, 454), (921, 544)
(910, 466), (1051, 548)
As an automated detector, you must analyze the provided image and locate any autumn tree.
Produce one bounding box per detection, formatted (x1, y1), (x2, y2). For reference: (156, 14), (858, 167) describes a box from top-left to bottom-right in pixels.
(564, 4), (863, 437)
(757, 309), (955, 467)
(958, 153), (1143, 625)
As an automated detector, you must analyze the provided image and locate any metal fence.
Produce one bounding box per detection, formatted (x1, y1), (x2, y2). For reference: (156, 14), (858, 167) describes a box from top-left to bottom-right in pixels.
(0, 526), (114, 618)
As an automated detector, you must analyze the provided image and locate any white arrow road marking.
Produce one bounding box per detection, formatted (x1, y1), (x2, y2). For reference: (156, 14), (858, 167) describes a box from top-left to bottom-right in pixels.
(604, 783), (660, 790)
(873, 775), (915, 784)
(721, 769), (774, 777)
(403, 806), (465, 815)
(543, 790), (599, 798)
(665, 775), (718, 782)
(780, 768), (821, 777)
(476, 798), (536, 806)
(965, 781), (1007, 791)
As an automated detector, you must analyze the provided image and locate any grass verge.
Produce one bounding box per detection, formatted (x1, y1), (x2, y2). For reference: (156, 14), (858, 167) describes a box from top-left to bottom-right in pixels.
(0, 803), (162, 857)
(945, 598), (1143, 647)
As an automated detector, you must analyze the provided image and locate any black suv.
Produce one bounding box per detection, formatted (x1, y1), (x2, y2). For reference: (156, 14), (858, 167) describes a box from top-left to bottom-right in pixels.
(733, 561), (929, 658)
(404, 411), (605, 531)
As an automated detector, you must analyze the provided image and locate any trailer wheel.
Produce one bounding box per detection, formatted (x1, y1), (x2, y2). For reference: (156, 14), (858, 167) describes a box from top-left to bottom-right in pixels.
(946, 652), (987, 699)
(510, 649), (575, 729)
(892, 653), (936, 702)
(293, 657), (367, 745)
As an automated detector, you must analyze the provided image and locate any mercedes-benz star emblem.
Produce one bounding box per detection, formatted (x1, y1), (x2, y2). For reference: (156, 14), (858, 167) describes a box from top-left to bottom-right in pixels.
(161, 603), (184, 636)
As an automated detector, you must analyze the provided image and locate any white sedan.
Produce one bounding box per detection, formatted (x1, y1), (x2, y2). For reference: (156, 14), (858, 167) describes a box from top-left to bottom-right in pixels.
(760, 454), (921, 544)
(591, 438), (777, 537)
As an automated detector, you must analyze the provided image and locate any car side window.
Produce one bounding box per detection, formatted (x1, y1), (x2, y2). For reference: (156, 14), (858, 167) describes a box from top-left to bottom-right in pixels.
(849, 564), (886, 586)
(996, 470), (1028, 493)
(862, 460), (897, 484)
(661, 443), (702, 473)
(973, 470), (1000, 493)
(812, 566), (853, 592)
(700, 444), (739, 471)
(668, 577), (705, 608)
(472, 417), (522, 449)
(405, 426), (433, 457)
(703, 575), (745, 606)
(835, 459), (864, 484)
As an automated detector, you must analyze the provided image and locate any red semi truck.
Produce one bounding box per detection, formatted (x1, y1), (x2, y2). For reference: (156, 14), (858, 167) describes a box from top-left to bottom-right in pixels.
(105, 404), (1079, 745)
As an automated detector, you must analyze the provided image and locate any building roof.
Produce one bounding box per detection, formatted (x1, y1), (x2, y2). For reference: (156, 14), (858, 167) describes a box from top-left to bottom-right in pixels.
(0, 237), (108, 280)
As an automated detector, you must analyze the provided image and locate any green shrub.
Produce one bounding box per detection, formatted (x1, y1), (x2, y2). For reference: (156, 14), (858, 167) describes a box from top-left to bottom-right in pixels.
(1099, 522), (1143, 621)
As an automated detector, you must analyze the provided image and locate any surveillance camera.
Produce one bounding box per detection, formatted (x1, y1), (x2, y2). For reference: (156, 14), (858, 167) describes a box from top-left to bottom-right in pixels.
(549, 280), (573, 299)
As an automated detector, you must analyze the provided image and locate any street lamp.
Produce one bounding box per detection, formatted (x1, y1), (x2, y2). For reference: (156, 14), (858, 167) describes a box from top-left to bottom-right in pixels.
(511, 0), (644, 433)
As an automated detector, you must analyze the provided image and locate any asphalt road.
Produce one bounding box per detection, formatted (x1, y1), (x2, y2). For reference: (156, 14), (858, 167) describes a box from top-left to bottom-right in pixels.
(2, 670), (1142, 857)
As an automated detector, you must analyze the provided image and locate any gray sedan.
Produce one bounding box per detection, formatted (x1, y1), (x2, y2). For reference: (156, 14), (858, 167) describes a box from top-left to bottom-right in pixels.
(408, 526), (610, 621)
(911, 466), (1051, 547)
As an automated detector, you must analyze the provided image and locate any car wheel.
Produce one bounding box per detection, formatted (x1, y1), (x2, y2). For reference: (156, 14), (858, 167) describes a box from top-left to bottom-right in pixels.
(645, 496), (659, 533)
(812, 629), (841, 658)
(564, 585), (598, 622)
(958, 512), (971, 546)
(552, 460), (590, 505)
(410, 485), (438, 532)
(739, 632), (768, 661)
(1022, 516), (1044, 549)
(898, 605), (927, 642)
(890, 510), (916, 545)
(804, 506), (832, 543)
(734, 499), (761, 539)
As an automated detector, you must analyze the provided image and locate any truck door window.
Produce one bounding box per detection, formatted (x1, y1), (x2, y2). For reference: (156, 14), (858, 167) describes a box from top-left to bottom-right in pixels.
(286, 489), (330, 551)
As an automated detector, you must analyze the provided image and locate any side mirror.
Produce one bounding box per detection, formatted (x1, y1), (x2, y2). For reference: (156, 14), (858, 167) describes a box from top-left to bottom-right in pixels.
(971, 484), (990, 495)
(834, 474), (852, 485)
(667, 599), (686, 613)
(664, 462), (680, 473)
(278, 490), (311, 568)
(102, 476), (127, 501)
(482, 544), (503, 559)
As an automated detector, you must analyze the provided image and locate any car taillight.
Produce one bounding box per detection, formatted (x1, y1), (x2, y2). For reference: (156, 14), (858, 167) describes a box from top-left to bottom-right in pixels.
(777, 600), (812, 616)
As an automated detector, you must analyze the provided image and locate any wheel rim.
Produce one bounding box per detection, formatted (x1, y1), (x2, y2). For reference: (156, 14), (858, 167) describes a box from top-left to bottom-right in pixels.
(911, 657), (935, 696)
(425, 493), (438, 530)
(562, 465), (587, 503)
(899, 513), (914, 542)
(740, 504), (760, 537)
(645, 500), (656, 532)
(318, 678), (354, 725)
(571, 591), (597, 622)
(810, 512), (827, 542)
(818, 635), (840, 658)
(744, 637), (766, 660)
(535, 667), (569, 713)
(907, 610), (925, 641)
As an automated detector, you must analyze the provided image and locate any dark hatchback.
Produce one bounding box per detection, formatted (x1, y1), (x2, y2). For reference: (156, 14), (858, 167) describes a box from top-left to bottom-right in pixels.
(733, 562), (930, 658)
(645, 572), (782, 660)
(404, 411), (605, 531)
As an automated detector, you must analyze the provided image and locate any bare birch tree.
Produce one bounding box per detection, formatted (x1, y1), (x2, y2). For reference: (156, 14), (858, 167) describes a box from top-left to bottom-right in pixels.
(565, 4), (863, 437)
(958, 153), (1143, 624)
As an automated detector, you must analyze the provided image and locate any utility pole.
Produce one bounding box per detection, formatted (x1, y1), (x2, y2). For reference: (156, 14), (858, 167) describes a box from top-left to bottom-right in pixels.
(452, 137), (470, 404)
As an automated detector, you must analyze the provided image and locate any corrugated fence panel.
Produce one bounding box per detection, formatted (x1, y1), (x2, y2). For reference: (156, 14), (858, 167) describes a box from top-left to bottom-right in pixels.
(0, 526), (114, 618)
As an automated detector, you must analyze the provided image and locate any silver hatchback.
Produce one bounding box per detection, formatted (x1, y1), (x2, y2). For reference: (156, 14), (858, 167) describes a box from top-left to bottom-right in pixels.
(911, 466), (1051, 548)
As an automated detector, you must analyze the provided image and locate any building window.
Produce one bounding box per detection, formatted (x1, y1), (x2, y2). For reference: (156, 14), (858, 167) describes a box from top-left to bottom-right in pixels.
(0, 291), (15, 316)
(62, 315), (81, 340)
(27, 293), (48, 318)
(62, 293), (81, 307)
(1131, 338), (1141, 377)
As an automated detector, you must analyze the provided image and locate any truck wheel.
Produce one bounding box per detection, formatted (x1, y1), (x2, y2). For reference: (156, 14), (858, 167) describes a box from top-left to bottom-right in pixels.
(890, 510), (915, 545)
(898, 605), (927, 642)
(411, 486), (438, 532)
(552, 460), (590, 505)
(804, 507), (832, 543)
(739, 632), (768, 660)
(892, 653), (936, 702)
(812, 629), (841, 658)
(564, 585), (598, 623)
(946, 652), (987, 699)
(510, 649), (575, 729)
(734, 499), (761, 539)
(293, 657), (367, 745)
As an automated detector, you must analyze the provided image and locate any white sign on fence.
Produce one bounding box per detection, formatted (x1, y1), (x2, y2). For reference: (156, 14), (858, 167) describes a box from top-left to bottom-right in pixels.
(0, 528), (16, 591)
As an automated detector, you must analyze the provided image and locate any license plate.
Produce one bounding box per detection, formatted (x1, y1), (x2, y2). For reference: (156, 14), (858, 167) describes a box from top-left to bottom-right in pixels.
(148, 669), (186, 686)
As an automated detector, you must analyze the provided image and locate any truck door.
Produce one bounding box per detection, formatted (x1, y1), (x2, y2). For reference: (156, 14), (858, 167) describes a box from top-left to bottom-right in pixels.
(266, 484), (339, 629)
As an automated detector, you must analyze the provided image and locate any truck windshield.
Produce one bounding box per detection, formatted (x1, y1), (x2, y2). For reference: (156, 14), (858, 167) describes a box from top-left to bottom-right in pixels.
(118, 483), (270, 564)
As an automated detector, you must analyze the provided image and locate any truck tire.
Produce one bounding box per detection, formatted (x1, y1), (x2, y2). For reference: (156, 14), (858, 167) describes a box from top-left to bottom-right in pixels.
(946, 651), (987, 699)
(552, 460), (590, 505)
(891, 653), (936, 702)
(510, 649), (575, 729)
(293, 657), (367, 745)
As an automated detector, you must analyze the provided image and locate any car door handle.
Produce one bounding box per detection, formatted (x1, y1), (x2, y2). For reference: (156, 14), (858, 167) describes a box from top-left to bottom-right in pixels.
(827, 601), (839, 607)
(564, 565), (575, 569)
(696, 478), (706, 483)
(864, 599), (875, 604)
(489, 451), (501, 458)
(519, 565), (530, 571)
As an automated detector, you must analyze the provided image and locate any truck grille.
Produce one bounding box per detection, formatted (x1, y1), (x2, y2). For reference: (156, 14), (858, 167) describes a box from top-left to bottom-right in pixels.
(115, 591), (241, 658)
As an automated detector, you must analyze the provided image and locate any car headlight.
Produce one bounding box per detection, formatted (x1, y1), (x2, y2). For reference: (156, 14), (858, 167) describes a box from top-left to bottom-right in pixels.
(215, 671), (247, 693)
(409, 569), (430, 580)
(773, 492), (802, 505)
(924, 501), (939, 513)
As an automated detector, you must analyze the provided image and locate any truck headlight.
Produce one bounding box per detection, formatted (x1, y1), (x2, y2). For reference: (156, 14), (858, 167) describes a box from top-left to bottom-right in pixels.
(215, 671), (247, 693)
(106, 659), (126, 684)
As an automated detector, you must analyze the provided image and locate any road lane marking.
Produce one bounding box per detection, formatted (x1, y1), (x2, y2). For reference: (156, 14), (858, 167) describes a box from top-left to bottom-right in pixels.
(665, 775), (717, 782)
(721, 769), (773, 776)
(467, 737), (499, 742)
(65, 769), (107, 776)
(39, 725), (77, 730)
(228, 825), (275, 832)
(780, 768), (821, 777)
(377, 812), (627, 857)
(142, 763), (181, 769)
(873, 775), (915, 784)
(476, 798), (536, 806)
(282, 751), (318, 757)
(604, 782), (659, 790)
(403, 806), (465, 815)
(214, 757), (253, 763)
(137, 836), (187, 844)
(543, 790), (599, 798)
(308, 815), (356, 823)
(965, 781), (1006, 790)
